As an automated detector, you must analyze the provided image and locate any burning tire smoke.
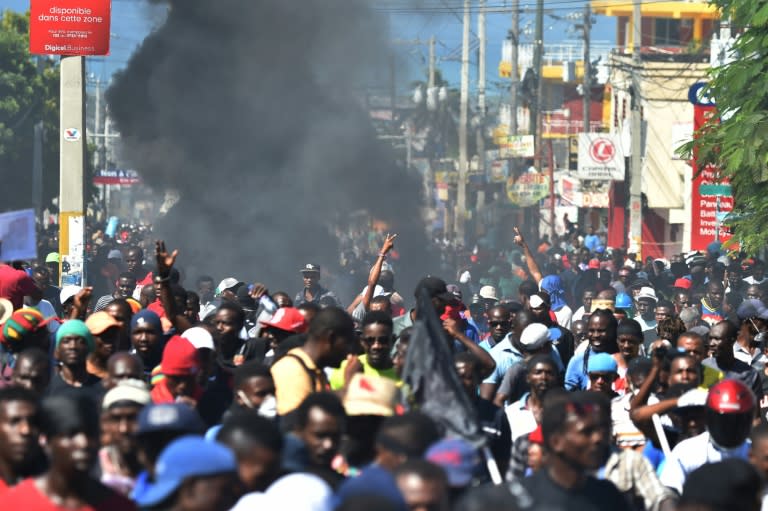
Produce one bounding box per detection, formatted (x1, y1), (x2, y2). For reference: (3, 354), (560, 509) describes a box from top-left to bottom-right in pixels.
(107, 0), (430, 294)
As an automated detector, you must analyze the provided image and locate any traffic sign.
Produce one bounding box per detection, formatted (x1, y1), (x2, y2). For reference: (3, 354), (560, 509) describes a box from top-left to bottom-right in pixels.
(699, 183), (732, 196)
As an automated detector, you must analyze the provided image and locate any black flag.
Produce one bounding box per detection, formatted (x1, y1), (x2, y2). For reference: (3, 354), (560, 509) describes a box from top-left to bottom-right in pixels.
(401, 289), (485, 447)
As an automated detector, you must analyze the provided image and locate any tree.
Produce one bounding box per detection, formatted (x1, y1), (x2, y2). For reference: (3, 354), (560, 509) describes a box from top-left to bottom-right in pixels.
(686, 2), (768, 253)
(0, 10), (60, 212)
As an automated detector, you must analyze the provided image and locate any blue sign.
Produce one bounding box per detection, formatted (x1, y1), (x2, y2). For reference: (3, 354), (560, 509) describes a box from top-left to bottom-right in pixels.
(688, 82), (715, 106)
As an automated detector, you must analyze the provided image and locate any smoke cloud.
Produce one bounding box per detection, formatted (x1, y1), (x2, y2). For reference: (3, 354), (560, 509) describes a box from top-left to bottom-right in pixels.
(107, 0), (431, 298)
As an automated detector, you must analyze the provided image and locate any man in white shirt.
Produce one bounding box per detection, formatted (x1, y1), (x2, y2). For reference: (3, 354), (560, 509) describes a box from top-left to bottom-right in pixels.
(660, 379), (755, 494)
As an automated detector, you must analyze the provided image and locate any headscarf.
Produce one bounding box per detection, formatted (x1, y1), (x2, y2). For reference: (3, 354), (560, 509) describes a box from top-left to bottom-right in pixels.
(540, 275), (567, 312)
(55, 319), (95, 353)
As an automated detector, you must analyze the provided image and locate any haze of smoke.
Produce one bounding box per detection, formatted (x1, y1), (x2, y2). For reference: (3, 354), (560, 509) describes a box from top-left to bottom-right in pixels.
(107, 0), (433, 298)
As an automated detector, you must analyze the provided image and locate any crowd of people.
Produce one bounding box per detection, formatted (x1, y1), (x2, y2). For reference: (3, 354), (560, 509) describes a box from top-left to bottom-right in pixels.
(0, 224), (767, 510)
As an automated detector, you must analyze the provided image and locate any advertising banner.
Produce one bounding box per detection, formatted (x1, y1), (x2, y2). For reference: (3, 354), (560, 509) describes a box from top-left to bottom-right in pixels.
(577, 133), (625, 181)
(507, 173), (549, 207)
(30, 0), (111, 56)
(0, 209), (37, 261)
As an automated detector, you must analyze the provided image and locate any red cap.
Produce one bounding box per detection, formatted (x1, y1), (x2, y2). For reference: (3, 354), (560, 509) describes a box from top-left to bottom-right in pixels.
(707, 379), (755, 414)
(259, 307), (308, 334)
(161, 335), (200, 376)
(674, 278), (692, 290)
(588, 258), (600, 270)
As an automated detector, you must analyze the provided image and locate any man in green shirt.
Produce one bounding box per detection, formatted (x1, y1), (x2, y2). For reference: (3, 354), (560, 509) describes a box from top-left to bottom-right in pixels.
(331, 311), (399, 389)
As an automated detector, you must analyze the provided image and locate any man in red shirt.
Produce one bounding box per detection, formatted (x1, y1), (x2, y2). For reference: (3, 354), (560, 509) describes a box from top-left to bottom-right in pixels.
(0, 392), (136, 510)
(0, 263), (41, 310)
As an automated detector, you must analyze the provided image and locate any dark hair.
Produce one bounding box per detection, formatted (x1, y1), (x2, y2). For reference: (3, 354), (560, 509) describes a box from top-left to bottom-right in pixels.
(454, 485), (526, 511)
(518, 280), (538, 298)
(40, 391), (99, 438)
(398, 326), (413, 344)
(454, 352), (481, 380)
(233, 361), (272, 389)
(170, 283), (187, 301)
(297, 302), (321, 315)
(186, 291), (200, 302)
(32, 266), (49, 277)
(393, 459), (447, 485)
(666, 352), (701, 381)
(118, 272), (137, 282)
(655, 299), (674, 310)
(217, 409), (283, 454)
(196, 275), (214, 286)
(627, 357), (653, 378)
(295, 392), (346, 431)
(335, 495), (406, 511)
(582, 309), (619, 374)
(126, 246), (143, 258)
(370, 295), (392, 309)
(541, 391), (609, 451)
(272, 292), (293, 307)
(217, 302), (245, 328)
(378, 270), (395, 290)
(751, 422), (768, 444)
(361, 311), (393, 330)
(0, 386), (39, 407)
(375, 411), (440, 459)
(526, 354), (558, 374)
(308, 307), (354, 341)
(15, 347), (51, 370)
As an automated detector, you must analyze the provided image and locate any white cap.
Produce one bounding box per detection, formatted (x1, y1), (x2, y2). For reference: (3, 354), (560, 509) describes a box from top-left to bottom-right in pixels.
(60, 285), (81, 305)
(217, 278), (240, 294)
(479, 285), (498, 301)
(102, 379), (151, 410)
(529, 294), (546, 308)
(636, 286), (658, 302)
(181, 326), (215, 350)
(520, 323), (551, 351)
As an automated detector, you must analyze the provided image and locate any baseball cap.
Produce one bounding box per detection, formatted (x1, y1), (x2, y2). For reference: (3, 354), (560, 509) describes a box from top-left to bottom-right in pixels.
(300, 263), (321, 274)
(180, 327), (215, 351)
(343, 374), (398, 417)
(673, 278), (692, 290)
(587, 353), (618, 374)
(102, 379), (151, 410)
(131, 309), (162, 333)
(588, 258), (600, 270)
(85, 311), (122, 335)
(259, 307), (308, 334)
(0, 298), (12, 325)
(736, 299), (767, 321)
(414, 276), (457, 303)
(425, 438), (482, 488)
(107, 249), (123, 260)
(45, 252), (60, 264)
(519, 323), (550, 351)
(60, 285), (81, 305)
(529, 293), (549, 309)
(134, 435), (237, 508)
(160, 336), (200, 376)
(136, 403), (205, 436)
(635, 287), (658, 302)
(217, 278), (242, 294)
(479, 285), (499, 302)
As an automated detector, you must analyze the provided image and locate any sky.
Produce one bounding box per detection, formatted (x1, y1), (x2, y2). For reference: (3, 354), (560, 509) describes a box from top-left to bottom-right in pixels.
(1, 0), (616, 96)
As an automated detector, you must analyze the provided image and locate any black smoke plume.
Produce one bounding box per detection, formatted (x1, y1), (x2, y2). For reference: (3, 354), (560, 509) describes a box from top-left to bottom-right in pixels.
(107, 0), (431, 297)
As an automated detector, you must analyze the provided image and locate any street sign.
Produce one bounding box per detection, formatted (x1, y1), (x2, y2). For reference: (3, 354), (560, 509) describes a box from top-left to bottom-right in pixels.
(577, 133), (625, 180)
(699, 183), (732, 197)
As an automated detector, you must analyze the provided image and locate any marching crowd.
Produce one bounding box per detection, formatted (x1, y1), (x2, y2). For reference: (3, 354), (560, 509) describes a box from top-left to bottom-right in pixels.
(0, 225), (767, 510)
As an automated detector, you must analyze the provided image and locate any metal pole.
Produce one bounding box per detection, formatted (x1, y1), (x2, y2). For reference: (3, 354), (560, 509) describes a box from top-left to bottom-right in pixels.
(582, 2), (591, 133)
(530, 0), (544, 142)
(510, 0), (519, 135)
(477, 0), (486, 208)
(58, 56), (87, 286)
(428, 36), (436, 89)
(32, 122), (43, 219)
(548, 138), (555, 239)
(455, 0), (471, 245)
(629, 0), (643, 254)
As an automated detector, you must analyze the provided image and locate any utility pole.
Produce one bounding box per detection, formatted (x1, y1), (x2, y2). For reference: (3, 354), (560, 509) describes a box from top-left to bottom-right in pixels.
(94, 76), (101, 170)
(59, 56), (87, 286)
(582, 2), (592, 133)
(477, 0), (486, 199)
(629, 0), (643, 254)
(509, 0), (519, 135)
(531, 0), (544, 154)
(428, 35), (436, 89)
(455, 0), (470, 244)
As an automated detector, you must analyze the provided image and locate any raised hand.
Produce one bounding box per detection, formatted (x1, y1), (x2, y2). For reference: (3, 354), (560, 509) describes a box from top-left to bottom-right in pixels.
(513, 227), (525, 246)
(155, 240), (178, 278)
(381, 233), (398, 255)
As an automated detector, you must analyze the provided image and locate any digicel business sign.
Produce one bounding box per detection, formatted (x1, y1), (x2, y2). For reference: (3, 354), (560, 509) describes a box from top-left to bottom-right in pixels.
(30, 0), (111, 56)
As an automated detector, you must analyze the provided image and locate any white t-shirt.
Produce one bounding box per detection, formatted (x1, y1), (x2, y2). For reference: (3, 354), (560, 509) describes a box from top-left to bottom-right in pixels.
(505, 394), (538, 442)
(554, 305), (573, 330)
(659, 431), (750, 494)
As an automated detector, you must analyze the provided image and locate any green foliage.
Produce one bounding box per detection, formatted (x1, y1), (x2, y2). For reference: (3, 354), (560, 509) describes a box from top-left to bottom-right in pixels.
(0, 10), (60, 212)
(683, 0), (768, 253)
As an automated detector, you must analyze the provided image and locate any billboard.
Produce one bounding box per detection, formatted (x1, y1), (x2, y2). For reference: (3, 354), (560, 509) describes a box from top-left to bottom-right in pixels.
(577, 133), (625, 181)
(30, 0), (111, 56)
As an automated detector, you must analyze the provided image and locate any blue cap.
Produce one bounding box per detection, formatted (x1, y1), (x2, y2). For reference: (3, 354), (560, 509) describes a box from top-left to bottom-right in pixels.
(425, 437), (481, 487)
(131, 309), (162, 333)
(134, 435), (237, 507)
(587, 352), (618, 374)
(137, 403), (205, 436)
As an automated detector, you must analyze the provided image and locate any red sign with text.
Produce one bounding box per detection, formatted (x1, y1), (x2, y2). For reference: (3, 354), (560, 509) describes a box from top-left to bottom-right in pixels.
(690, 104), (734, 250)
(30, 0), (111, 56)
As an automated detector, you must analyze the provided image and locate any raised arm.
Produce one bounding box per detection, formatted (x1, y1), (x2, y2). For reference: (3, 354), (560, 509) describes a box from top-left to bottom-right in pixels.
(513, 227), (543, 284)
(155, 240), (192, 333)
(361, 234), (397, 311)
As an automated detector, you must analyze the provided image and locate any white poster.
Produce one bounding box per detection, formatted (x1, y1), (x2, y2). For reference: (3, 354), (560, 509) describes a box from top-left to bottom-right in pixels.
(577, 133), (626, 181)
(0, 209), (37, 262)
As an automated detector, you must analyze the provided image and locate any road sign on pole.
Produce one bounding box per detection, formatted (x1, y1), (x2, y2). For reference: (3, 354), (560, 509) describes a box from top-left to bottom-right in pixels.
(699, 183), (732, 197)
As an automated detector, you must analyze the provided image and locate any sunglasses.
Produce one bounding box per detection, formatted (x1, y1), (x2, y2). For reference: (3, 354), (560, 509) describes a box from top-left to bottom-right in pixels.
(588, 372), (616, 382)
(362, 335), (392, 346)
(489, 321), (510, 328)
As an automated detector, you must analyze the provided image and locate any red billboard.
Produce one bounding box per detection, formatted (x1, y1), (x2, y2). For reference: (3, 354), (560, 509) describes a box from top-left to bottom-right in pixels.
(690, 103), (734, 250)
(30, 0), (111, 56)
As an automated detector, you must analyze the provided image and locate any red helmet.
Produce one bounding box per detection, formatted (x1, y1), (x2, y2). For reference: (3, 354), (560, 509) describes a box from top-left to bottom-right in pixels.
(706, 379), (755, 414)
